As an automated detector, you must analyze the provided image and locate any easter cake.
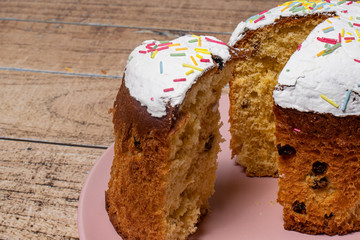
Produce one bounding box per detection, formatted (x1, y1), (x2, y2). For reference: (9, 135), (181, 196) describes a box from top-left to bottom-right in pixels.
(229, 0), (360, 177)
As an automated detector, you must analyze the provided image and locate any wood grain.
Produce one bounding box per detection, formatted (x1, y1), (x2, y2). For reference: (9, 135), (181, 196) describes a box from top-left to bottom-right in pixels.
(0, 0), (284, 33)
(0, 140), (103, 240)
(0, 70), (119, 146)
(0, 20), (229, 75)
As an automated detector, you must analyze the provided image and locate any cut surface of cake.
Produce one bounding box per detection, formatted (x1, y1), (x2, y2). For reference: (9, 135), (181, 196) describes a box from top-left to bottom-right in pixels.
(274, 12), (360, 235)
(228, 0), (359, 177)
(105, 35), (239, 240)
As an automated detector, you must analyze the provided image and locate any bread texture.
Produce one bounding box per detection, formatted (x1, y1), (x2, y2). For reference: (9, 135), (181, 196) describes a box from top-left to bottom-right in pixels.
(105, 36), (238, 240)
(274, 106), (360, 235)
(229, 14), (331, 177)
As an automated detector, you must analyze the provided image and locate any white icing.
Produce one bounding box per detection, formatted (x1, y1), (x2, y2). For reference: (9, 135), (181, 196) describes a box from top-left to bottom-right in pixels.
(229, 0), (359, 46)
(274, 15), (360, 116)
(124, 35), (232, 118)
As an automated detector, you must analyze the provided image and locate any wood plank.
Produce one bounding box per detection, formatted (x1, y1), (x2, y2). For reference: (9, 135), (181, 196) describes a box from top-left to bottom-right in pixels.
(0, 20), (228, 75)
(0, 21), (231, 146)
(0, 0), (284, 33)
(0, 70), (117, 146)
(0, 140), (104, 239)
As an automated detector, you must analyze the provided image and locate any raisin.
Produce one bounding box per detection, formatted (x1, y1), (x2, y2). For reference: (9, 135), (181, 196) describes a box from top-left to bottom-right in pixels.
(277, 144), (296, 156)
(211, 55), (224, 70)
(241, 99), (250, 109)
(133, 137), (142, 151)
(292, 200), (306, 214)
(205, 134), (214, 151)
(325, 212), (334, 219)
(310, 177), (328, 189)
(312, 161), (327, 175)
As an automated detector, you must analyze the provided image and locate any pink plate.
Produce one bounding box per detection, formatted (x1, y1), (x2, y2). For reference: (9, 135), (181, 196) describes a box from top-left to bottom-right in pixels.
(78, 95), (359, 240)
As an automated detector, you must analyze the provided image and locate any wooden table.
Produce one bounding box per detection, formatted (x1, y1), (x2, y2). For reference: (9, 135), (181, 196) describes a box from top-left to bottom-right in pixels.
(0, 1), (283, 239)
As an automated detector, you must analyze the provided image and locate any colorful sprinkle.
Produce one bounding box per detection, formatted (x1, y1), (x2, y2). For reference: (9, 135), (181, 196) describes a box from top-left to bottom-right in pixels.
(297, 43), (302, 51)
(254, 15), (265, 23)
(294, 128), (301, 133)
(258, 9), (269, 15)
(188, 39), (198, 43)
(168, 43), (181, 47)
(139, 50), (147, 54)
(170, 53), (186, 57)
(146, 42), (155, 49)
(160, 61), (163, 74)
(185, 69), (194, 75)
(354, 59), (360, 63)
(341, 90), (352, 111)
(291, 5), (306, 13)
(157, 46), (170, 51)
(356, 29), (360, 38)
(323, 26), (334, 33)
(173, 78), (186, 82)
(151, 50), (158, 59)
(150, 97), (154, 101)
(337, 0), (346, 5)
(196, 54), (203, 59)
(148, 46), (169, 52)
(198, 37), (201, 47)
(322, 43), (342, 56)
(163, 88), (174, 92)
(182, 63), (203, 72)
(195, 48), (211, 55)
(205, 37), (227, 45)
(190, 56), (198, 66)
(317, 49), (326, 57)
(320, 94), (339, 108)
(281, 5), (290, 12)
(200, 59), (210, 62)
(354, 23), (360, 28)
(176, 47), (188, 51)
(158, 42), (172, 47)
(349, 22), (354, 28)
(317, 37), (337, 44)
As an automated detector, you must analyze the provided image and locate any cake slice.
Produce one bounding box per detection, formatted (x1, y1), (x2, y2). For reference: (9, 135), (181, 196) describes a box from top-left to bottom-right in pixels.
(274, 15), (360, 235)
(105, 35), (239, 240)
(228, 0), (358, 177)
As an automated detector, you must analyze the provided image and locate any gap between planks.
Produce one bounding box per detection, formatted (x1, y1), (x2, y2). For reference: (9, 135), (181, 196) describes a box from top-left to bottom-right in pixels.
(0, 17), (233, 36)
(0, 136), (108, 149)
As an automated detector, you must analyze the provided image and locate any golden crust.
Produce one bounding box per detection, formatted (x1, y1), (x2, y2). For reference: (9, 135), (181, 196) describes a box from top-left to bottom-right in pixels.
(274, 105), (360, 235)
(106, 82), (179, 240)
